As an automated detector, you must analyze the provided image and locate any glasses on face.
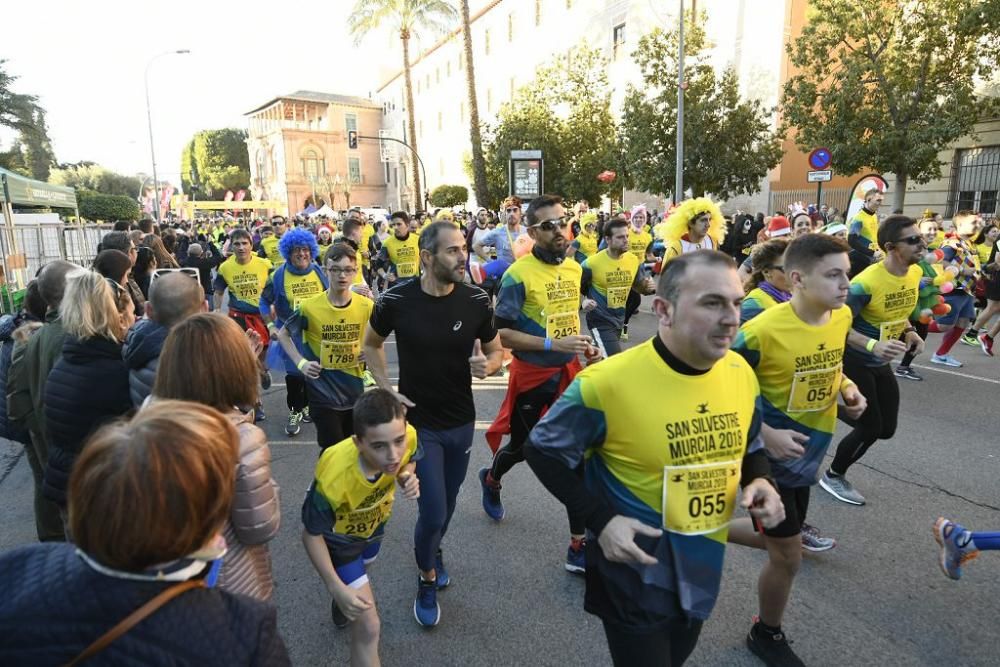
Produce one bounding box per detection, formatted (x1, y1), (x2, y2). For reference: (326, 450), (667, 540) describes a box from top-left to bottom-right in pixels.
(326, 265), (357, 276)
(291, 247), (312, 255)
(895, 235), (925, 246)
(151, 267), (200, 284)
(531, 218), (568, 233)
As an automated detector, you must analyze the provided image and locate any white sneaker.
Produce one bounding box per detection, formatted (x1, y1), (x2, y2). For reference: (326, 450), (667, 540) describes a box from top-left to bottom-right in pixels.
(930, 354), (963, 367)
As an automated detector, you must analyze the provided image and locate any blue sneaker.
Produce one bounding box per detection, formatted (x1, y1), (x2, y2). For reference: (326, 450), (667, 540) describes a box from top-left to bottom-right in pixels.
(565, 539), (586, 574)
(254, 404), (266, 423)
(930, 353), (963, 367)
(413, 577), (440, 627)
(478, 467), (505, 521)
(934, 517), (979, 580)
(435, 549), (450, 589)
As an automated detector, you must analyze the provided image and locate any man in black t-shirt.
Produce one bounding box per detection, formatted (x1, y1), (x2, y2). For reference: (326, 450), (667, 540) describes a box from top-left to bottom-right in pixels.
(363, 222), (504, 628)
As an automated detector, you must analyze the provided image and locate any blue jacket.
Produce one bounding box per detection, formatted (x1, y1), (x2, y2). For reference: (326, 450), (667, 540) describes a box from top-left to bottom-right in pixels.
(43, 335), (131, 506)
(122, 319), (169, 407)
(0, 542), (290, 666)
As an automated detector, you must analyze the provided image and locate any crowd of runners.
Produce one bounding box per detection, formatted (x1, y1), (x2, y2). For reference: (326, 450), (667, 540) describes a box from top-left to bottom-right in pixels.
(0, 193), (996, 666)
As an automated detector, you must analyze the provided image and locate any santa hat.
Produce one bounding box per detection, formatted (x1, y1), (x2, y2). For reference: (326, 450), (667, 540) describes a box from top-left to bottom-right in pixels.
(316, 224), (333, 236)
(767, 216), (791, 237)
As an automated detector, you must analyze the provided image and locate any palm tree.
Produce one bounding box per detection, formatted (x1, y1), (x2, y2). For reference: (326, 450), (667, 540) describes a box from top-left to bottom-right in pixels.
(349, 0), (457, 213)
(459, 0), (489, 208)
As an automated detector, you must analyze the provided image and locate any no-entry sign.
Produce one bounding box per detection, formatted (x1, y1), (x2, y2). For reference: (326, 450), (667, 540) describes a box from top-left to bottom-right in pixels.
(808, 147), (832, 171)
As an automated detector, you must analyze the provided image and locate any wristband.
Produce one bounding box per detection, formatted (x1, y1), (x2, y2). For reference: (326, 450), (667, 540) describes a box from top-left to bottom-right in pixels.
(544, 337), (553, 351)
(903, 326), (916, 335)
(865, 338), (878, 352)
(297, 358), (308, 371)
(267, 322), (278, 334)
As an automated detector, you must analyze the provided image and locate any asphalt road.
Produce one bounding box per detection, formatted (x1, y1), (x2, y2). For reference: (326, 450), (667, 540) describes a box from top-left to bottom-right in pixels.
(1, 296), (998, 666)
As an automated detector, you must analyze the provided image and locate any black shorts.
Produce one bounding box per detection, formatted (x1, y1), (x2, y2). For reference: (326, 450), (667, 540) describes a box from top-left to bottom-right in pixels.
(985, 275), (1000, 301)
(761, 485), (810, 538)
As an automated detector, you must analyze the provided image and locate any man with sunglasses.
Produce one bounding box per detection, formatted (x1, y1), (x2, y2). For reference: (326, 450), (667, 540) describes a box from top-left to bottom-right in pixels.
(260, 229), (329, 436)
(820, 215), (925, 506)
(275, 244), (373, 450)
(481, 194), (599, 575)
(258, 216), (289, 267)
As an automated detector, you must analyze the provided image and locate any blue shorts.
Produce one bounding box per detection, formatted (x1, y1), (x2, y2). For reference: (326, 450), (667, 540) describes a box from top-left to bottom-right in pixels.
(333, 541), (381, 589)
(937, 291), (976, 326)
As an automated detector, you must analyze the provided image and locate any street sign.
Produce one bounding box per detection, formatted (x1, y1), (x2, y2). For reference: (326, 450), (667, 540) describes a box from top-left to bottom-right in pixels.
(808, 147), (832, 170)
(378, 130), (395, 163)
(807, 170), (832, 183)
(509, 150), (543, 199)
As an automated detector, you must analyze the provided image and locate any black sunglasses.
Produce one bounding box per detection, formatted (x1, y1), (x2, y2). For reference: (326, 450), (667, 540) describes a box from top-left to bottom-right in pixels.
(894, 235), (925, 246)
(531, 218), (568, 232)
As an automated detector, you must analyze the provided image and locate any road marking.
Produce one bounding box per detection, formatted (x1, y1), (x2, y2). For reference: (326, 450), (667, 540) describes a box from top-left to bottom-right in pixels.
(909, 363), (1000, 385)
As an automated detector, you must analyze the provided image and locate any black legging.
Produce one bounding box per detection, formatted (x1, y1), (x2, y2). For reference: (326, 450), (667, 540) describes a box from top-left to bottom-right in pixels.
(603, 618), (703, 667)
(830, 356), (900, 475)
(623, 289), (642, 327)
(899, 320), (929, 368)
(285, 374), (308, 413)
(311, 405), (354, 450)
(490, 384), (585, 535)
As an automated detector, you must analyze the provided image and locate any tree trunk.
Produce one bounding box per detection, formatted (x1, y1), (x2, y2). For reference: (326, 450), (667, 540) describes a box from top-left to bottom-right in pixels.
(892, 169), (907, 211)
(401, 31), (423, 212)
(461, 0), (489, 208)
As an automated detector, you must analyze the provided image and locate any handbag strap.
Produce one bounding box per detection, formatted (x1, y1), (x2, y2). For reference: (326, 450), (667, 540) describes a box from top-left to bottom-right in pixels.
(64, 578), (206, 667)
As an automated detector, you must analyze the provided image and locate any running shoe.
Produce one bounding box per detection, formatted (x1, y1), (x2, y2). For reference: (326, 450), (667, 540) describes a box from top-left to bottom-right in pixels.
(260, 370), (272, 390)
(959, 333), (979, 347)
(978, 332), (994, 357)
(747, 617), (805, 667)
(934, 517), (979, 581)
(800, 523), (836, 552)
(331, 598), (348, 629)
(565, 539), (586, 574)
(478, 468), (505, 521)
(413, 577), (440, 627)
(819, 471), (866, 505)
(285, 411), (302, 436)
(301, 406), (313, 423)
(619, 325), (629, 341)
(254, 403), (266, 423)
(894, 365), (924, 381)
(362, 370), (376, 387)
(435, 548), (450, 589)
(930, 353), (963, 367)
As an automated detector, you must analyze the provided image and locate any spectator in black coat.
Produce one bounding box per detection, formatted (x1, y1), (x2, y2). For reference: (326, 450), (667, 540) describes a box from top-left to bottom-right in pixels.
(182, 242), (224, 308)
(0, 401), (291, 666)
(43, 271), (135, 515)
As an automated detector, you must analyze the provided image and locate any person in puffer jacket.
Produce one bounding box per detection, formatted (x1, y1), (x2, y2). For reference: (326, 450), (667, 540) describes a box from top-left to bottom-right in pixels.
(153, 312), (280, 601)
(122, 272), (206, 406)
(43, 272), (135, 518)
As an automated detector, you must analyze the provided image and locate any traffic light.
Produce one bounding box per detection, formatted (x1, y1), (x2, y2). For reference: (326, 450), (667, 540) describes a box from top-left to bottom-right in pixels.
(348, 130), (358, 149)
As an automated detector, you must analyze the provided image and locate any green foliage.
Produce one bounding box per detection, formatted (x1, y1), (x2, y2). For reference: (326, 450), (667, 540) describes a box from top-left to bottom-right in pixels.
(429, 184), (469, 207)
(783, 0), (1000, 208)
(0, 59), (37, 135)
(49, 163), (142, 198)
(180, 128), (250, 199)
(22, 108), (56, 181)
(78, 190), (140, 222)
(0, 143), (29, 176)
(480, 47), (620, 208)
(620, 17), (782, 200)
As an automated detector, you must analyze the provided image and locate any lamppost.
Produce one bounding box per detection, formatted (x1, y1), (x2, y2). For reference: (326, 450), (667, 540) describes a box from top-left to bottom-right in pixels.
(145, 49), (190, 223)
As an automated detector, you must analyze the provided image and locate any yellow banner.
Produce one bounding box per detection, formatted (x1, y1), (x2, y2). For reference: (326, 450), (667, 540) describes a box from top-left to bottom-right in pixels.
(185, 200), (285, 210)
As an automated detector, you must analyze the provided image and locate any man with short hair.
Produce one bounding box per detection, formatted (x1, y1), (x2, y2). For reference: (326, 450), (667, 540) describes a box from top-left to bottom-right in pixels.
(524, 250), (784, 665)
(6, 260), (80, 542)
(364, 221), (503, 627)
(258, 216), (288, 267)
(182, 242), (223, 308)
(473, 196), (525, 266)
(847, 188), (884, 277)
(376, 211), (421, 285)
(99, 231), (145, 313)
(480, 194), (599, 574)
(122, 272), (207, 406)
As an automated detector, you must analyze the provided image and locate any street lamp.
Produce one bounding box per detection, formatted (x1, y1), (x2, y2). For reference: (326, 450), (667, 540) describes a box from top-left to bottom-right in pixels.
(145, 49), (190, 223)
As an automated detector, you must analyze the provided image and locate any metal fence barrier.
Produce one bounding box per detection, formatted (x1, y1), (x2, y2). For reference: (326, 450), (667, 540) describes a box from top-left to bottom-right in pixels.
(769, 188), (851, 218)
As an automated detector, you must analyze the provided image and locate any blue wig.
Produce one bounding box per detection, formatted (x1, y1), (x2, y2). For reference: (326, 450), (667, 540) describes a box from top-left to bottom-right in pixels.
(279, 228), (321, 261)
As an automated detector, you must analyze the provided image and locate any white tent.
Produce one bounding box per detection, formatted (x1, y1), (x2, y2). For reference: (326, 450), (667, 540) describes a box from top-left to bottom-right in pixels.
(309, 204), (336, 218)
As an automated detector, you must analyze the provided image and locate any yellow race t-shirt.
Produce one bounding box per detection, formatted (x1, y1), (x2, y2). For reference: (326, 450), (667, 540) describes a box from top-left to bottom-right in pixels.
(215, 255), (273, 313)
(846, 261), (921, 366)
(382, 234), (421, 278)
(259, 236), (284, 267)
(581, 249), (639, 330)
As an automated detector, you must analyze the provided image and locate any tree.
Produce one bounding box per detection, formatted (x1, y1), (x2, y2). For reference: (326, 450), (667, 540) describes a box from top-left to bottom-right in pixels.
(78, 190), (140, 222)
(619, 18), (783, 201)
(0, 143), (28, 176)
(349, 0), (458, 212)
(0, 59), (37, 136)
(783, 0), (1000, 210)
(22, 107), (56, 181)
(49, 163), (142, 198)
(180, 128), (251, 199)
(459, 0), (489, 208)
(479, 47), (620, 208)
(429, 184), (468, 207)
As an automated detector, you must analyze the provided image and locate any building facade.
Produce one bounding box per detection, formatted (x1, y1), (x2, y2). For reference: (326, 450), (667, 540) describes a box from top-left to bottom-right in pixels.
(245, 91), (388, 215)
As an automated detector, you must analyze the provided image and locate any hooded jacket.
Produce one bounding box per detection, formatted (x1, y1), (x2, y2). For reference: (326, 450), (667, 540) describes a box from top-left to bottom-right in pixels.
(122, 319), (170, 407)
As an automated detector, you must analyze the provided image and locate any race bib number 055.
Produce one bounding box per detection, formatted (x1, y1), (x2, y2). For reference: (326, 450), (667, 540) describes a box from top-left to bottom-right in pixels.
(662, 460), (741, 536)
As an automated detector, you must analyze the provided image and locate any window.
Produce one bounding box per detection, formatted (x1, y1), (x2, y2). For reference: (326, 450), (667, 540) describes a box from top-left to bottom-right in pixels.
(437, 111), (443, 131)
(460, 101), (465, 122)
(535, 0), (542, 26)
(447, 61), (451, 77)
(436, 67), (440, 84)
(385, 162), (391, 184)
(458, 53), (464, 71)
(345, 113), (357, 134)
(566, 0), (572, 8)
(417, 79), (422, 94)
(419, 120), (424, 138)
(949, 146), (1000, 219)
(508, 13), (514, 42)
(425, 74), (430, 89)
(349, 157), (361, 184)
(487, 88), (493, 113)
(613, 23), (626, 59)
(300, 148), (324, 179)
(509, 77), (515, 100)
(439, 157), (445, 177)
(485, 28), (491, 56)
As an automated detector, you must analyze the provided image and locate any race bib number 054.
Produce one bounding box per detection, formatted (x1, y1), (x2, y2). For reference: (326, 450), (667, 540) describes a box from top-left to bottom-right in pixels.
(662, 460), (741, 536)
(787, 365), (841, 413)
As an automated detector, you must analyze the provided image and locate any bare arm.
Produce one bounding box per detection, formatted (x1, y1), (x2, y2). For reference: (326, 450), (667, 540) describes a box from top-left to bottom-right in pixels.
(363, 323), (414, 406)
(481, 333), (505, 377)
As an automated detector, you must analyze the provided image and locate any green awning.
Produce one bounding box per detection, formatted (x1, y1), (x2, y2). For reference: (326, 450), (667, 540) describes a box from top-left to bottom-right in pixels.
(0, 167), (77, 209)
